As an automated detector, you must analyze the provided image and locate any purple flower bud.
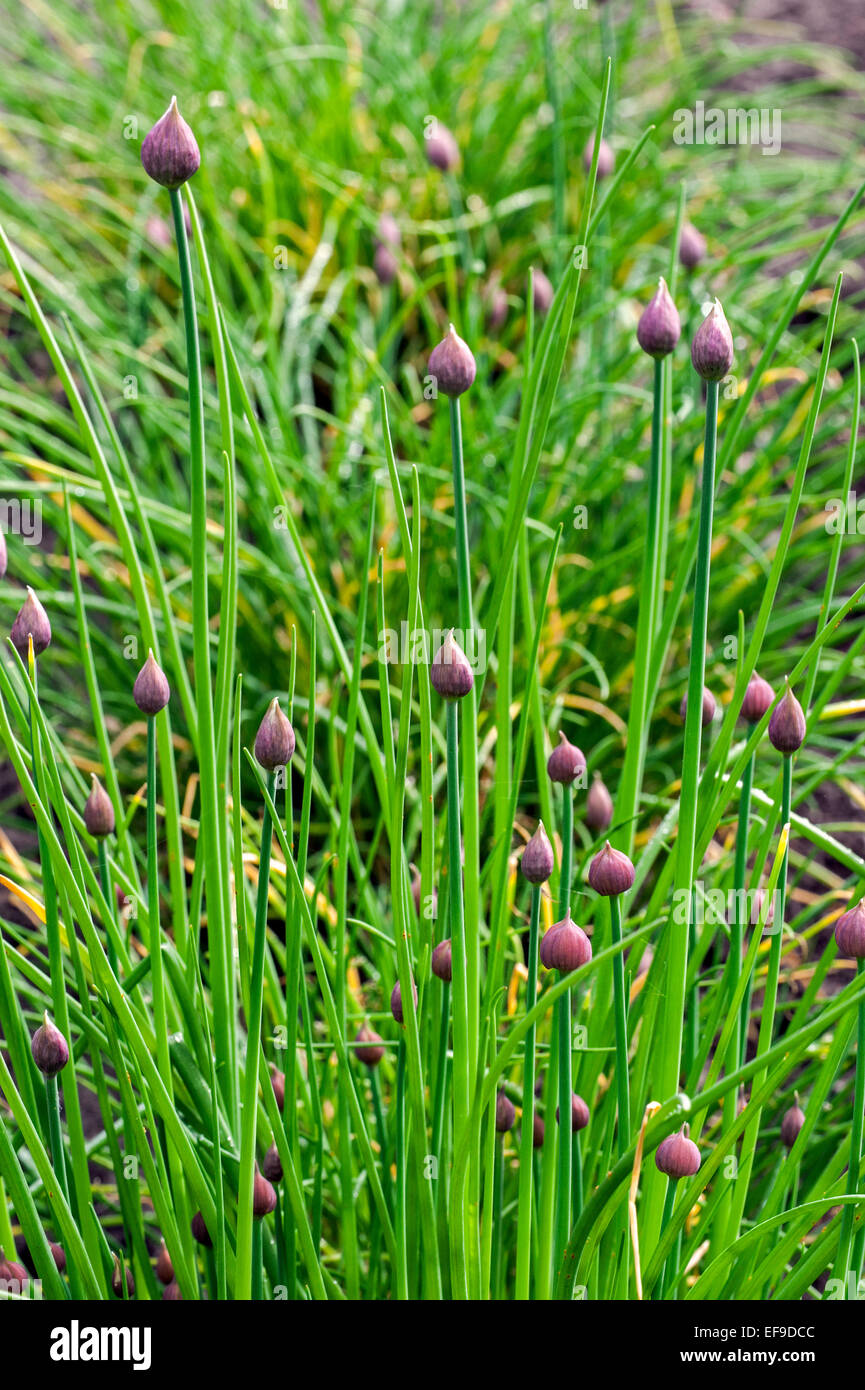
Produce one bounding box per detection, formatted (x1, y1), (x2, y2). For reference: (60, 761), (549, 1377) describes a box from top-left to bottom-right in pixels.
(585, 773), (614, 833)
(428, 325), (477, 398)
(679, 221), (707, 271)
(691, 298), (734, 382)
(430, 629), (474, 700)
(532, 1114), (545, 1148)
(680, 686), (716, 728)
(425, 121), (459, 172)
(270, 1067), (285, 1109)
(263, 1142), (283, 1184)
(431, 938), (453, 983)
(556, 1092), (590, 1132)
(588, 840), (635, 897)
(191, 1211), (211, 1247)
(835, 899), (865, 959)
(133, 649), (170, 715)
(495, 1090), (516, 1133)
(532, 269), (554, 316)
(767, 680), (806, 756)
(252, 1167), (277, 1217)
(83, 775), (115, 838)
(486, 285), (508, 333)
(50, 1241), (66, 1273)
(780, 1097), (805, 1149)
(31, 1012), (69, 1078)
(546, 730), (586, 785)
(141, 96), (200, 189)
(373, 243), (399, 285)
(655, 1123), (701, 1179)
(111, 1258), (134, 1298)
(11, 587), (51, 659)
(155, 1240), (173, 1285)
(741, 672), (774, 724)
(637, 277), (681, 359)
(163, 1280), (183, 1300)
(521, 821), (555, 884)
(0, 1248), (29, 1287)
(583, 134), (615, 179)
(354, 1023), (386, 1067)
(390, 976), (417, 1025)
(539, 914), (592, 973)
(254, 697), (296, 770)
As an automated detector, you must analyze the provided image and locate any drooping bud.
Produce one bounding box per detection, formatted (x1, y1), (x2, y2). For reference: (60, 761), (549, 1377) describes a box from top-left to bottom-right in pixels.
(680, 685), (716, 728)
(133, 649), (170, 715)
(532, 270), (554, 316)
(768, 679), (806, 756)
(191, 1211), (212, 1247)
(390, 976), (418, 1025)
(637, 277), (681, 359)
(428, 325), (477, 398)
(252, 1166), (277, 1217)
(741, 672), (774, 724)
(679, 221), (707, 271)
(583, 134), (615, 179)
(655, 1123), (701, 1179)
(84, 775), (115, 838)
(111, 1257), (134, 1298)
(354, 1022), (386, 1067)
(155, 1240), (173, 1285)
(431, 938), (453, 983)
(425, 121), (459, 172)
(539, 914), (592, 972)
(588, 840), (635, 897)
(495, 1090), (516, 1133)
(585, 773), (613, 833)
(163, 1280), (183, 1300)
(270, 1066), (286, 1110)
(31, 1012), (69, 1077)
(430, 629), (474, 700)
(780, 1095), (805, 1149)
(140, 96), (201, 189)
(0, 1248), (28, 1287)
(263, 1142), (283, 1184)
(691, 299), (734, 382)
(556, 1092), (590, 1132)
(11, 587), (51, 660)
(835, 899), (865, 959)
(546, 730), (586, 785)
(254, 697), (296, 770)
(521, 821), (555, 884)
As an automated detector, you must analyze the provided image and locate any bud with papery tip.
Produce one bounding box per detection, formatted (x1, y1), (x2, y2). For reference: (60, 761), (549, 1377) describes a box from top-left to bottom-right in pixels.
(583, 134), (614, 179)
(263, 1143), (283, 1184)
(141, 96), (200, 189)
(253, 1167), (277, 1217)
(532, 270), (554, 316)
(655, 1123), (701, 1179)
(430, 630), (474, 700)
(495, 1090), (516, 1133)
(691, 298), (734, 382)
(111, 1257), (134, 1298)
(556, 1092), (590, 1132)
(431, 939), (452, 983)
(586, 773), (613, 833)
(354, 1022), (386, 1067)
(768, 680), (806, 756)
(428, 325), (476, 398)
(31, 1012), (69, 1077)
(11, 587), (51, 660)
(390, 976), (418, 1025)
(539, 914), (592, 972)
(679, 222), (707, 271)
(163, 1280), (183, 1300)
(521, 821), (554, 884)
(835, 899), (865, 959)
(425, 121), (459, 172)
(84, 775), (115, 838)
(680, 686), (716, 727)
(50, 1241), (66, 1273)
(637, 277), (681, 359)
(588, 841), (635, 897)
(547, 730), (586, 785)
(741, 672), (774, 724)
(254, 697), (296, 770)
(133, 649), (170, 715)
(780, 1095), (805, 1149)
(0, 1248), (28, 1286)
(191, 1211), (211, 1246)
(155, 1240), (173, 1285)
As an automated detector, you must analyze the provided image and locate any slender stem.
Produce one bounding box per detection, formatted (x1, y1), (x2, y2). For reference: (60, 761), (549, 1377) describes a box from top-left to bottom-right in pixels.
(492, 1136), (506, 1300)
(446, 700), (470, 1148)
(835, 961), (865, 1288)
(45, 1074), (68, 1201)
(515, 884), (541, 1298)
(555, 789), (574, 1265)
(734, 751), (756, 1064)
(395, 1040), (408, 1301)
(252, 1220), (263, 1302)
(610, 895), (630, 1156)
(146, 715), (172, 1122)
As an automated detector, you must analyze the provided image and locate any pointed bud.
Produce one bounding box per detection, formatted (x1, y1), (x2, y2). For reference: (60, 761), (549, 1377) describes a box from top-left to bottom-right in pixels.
(494, 1090), (516, 1133)
(10, 587), (51, 659)
(654, 1123), (701, 1179)
(691, 298), (734, 382)
(155, 1240), (173, 1285)
(31, 1012), (69, 1077)
(133, 649), (170, 715)
(637, 277), (681, 359)
(354, 1023), (386, 1067)
(588, 840), (635, 897)
(252, 1166), (277, 1217)
(546, 730), (586, 785)
(741, 672), (774, 724)
(254, 697), (296, 770)
(430, 630), (474, 699)
(425, 122), (459, 172)
(431, 938), (453, 983)
(539, 913), (592, 973)
(141, 96), (200, 189)
(583, 134), (615, 179)
(768, 679), (806, 756)
(111, 1256), (134, 1298)
(191, 1211), (211, 1247)
(780, 1096), (805, 1149)
(84, 775), (115, 838)
(263, 1142), (283, 1184)
(521, 821), (555, 884)
(585, 773), (614, 833)
(680, 685), (716, 727)
(834, 899), (865, 959)
(428, 325), (476, 398)
(679, 221), (707, 271)
(556, 1092), (590, 1132)
(390, 976), (418, 1025)
(532, 270), (554, 316)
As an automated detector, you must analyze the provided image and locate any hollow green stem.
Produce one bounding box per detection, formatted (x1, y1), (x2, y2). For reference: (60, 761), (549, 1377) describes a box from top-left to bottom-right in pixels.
(834, 961), (865, 1289)
(45, 1074), (68, 1201)
(610, 894), (630, 1156)
(146, 716), (171, 1102)
(555, 788), (574, 1264)
(515, 883), (541, 1297)
(446, 698), (470, 1150)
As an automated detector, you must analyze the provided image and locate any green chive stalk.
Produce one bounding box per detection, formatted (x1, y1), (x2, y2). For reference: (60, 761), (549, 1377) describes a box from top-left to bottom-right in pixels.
(446, 697), (470, 1164)
(516, 883), (541, 1297)
(555, 787), (574, 1265)
(146, 716), (172, 1103)
(835, 960), (865, 1291)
